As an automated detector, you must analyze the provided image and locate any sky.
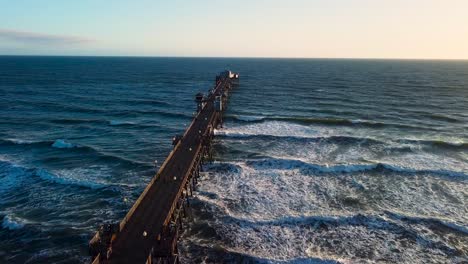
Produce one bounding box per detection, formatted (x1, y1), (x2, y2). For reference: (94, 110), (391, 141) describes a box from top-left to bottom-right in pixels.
(0, 0), (467, 59)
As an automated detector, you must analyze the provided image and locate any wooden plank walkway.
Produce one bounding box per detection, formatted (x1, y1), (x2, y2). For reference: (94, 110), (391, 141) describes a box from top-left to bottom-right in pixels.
(90, 71), (238, 264)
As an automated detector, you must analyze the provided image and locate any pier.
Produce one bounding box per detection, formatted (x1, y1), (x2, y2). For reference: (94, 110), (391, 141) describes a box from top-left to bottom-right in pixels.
(89, 71), (239, 264)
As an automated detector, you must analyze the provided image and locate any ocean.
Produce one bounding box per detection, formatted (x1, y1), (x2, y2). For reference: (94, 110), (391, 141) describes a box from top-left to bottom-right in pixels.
(0, 56), (467, 263)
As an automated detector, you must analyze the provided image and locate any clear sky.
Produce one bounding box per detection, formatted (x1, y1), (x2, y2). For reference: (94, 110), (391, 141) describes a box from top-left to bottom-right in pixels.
(1, 0), (467, 59)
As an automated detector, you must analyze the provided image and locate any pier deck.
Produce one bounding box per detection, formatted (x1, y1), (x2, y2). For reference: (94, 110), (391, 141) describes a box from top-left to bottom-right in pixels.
(90, 71), (238, 264)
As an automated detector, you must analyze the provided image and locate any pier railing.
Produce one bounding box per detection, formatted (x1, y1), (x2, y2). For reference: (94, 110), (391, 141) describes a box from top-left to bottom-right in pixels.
(89, 71), (238, 264)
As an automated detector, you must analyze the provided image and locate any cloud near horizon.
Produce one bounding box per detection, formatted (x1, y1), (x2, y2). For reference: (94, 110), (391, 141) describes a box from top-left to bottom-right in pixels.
(0, 29), (94, 45)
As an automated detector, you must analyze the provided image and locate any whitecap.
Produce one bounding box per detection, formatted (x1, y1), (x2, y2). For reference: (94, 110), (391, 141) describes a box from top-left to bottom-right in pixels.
(0, 158), (28, 193)
(246, 157), (468, 178)
(4, 138), (35, 145)
(368, 152), (468, 178)
(216, 121), (319, 139)
(2, 215), (25, 230)
(233, 115), (265, 122)
(34, 168), (107, 189)
(51, 139), (75, 149)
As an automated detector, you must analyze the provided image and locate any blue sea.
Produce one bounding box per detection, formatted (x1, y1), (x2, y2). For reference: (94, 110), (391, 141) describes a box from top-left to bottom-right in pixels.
(0, 56), (467, 263)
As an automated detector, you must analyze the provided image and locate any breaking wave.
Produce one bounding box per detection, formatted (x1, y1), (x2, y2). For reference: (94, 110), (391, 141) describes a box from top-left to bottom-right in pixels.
(51, 139), (76, 148)
(227, 115), (265, 122)
(0, 138), (150, 168)
(1, 215), (26, 230)
(234, 158), (468, 178)
(0, 138), (80, 149)
(227, 115), (426, 130)
(1, 138), (37, 145)
(0, 159), (28, 193)
(217, 209), (467, 236)
(399, 138), (468, 151)
(0, 158), (111, 191)
(33, 168), (108, 189)
(188, 194), (467, 263)
(216, 133), (384, 146)
(215, 122), (467, 151)
(50, 117), (160, 129)
(109, 120), (136, 126)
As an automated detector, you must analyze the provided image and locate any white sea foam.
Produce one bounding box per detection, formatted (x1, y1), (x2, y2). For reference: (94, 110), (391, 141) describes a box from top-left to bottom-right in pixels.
(216, 120), (388, 147)
(204, 213), (460, 263)
(216, 120), (468, 177)
(2, 215), (26, 230)
(1, 155), (112, 191)
(278, 146), (467, 178)
(34, 168), (108, 189)
(218, 120), (467, 153)
(184, 153), (468, 263)
(233, 115), (265, 122)
(201, 157), (468, 220)
(370, 151), (468, 177)
(4, 138), (36, 145)
(215, 121), (320, 138)
(51, 139), (75, 149)
(233, 155), (467, 181)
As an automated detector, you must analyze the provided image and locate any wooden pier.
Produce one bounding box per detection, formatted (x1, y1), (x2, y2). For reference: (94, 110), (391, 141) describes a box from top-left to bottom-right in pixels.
(89, 71), (239, 264)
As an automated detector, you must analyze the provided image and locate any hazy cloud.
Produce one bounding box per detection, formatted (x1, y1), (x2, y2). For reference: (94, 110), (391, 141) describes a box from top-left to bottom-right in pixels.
(0, 29), (93, 45)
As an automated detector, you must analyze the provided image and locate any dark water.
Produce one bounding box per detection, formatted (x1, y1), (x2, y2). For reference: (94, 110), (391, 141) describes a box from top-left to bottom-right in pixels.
(0, 56), (467, 263)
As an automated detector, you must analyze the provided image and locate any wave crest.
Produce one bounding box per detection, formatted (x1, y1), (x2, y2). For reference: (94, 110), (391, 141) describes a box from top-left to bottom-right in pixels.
(242, 158), (468, 178)
(0, 159), (29, 193)
(0, 138), (150, 168)
(1, 215), (26, 230)
(34, 168), (107, 189)
(109, 120), (136, 126)
(51, 139), (75, 149)
(215, 122), (467, 151)
(228, 115), (424, 130)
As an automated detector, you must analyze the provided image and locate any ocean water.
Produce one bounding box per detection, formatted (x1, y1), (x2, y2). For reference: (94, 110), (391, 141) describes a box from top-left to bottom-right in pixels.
(0, 56), (467, 263)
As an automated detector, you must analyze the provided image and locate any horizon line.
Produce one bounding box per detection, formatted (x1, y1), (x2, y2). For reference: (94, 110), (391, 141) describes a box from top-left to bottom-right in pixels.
(1, 54), (467, 61)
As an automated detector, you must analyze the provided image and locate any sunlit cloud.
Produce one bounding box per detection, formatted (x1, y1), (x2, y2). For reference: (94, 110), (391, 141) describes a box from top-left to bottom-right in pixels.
(0, 28), (93, 45)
